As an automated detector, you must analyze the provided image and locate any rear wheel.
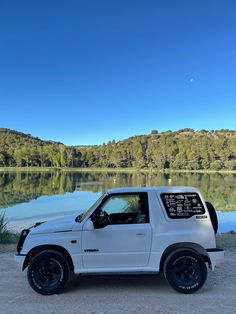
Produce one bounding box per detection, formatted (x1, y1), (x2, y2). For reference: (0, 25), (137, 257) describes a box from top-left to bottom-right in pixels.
(164, 249), (207, 294)
(27, 250), (69, 295)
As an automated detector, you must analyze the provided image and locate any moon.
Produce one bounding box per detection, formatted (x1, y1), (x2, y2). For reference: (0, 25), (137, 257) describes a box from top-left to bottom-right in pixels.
(190, 78), (194, 83)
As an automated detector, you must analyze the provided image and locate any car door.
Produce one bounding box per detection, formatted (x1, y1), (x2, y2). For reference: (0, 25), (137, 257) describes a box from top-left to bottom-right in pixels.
(82, 192), (152, 269)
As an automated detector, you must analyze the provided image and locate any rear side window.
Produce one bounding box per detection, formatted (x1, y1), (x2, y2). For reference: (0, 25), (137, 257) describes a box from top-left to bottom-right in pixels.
(161, 193), (205, 219)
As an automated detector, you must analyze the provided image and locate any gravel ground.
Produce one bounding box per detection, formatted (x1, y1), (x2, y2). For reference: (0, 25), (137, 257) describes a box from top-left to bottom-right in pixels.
(0, 247), (235, 314)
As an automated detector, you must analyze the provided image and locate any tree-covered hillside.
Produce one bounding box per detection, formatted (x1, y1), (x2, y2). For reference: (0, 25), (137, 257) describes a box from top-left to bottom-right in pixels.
(0, 128), (80, 167)
(78, 129), (236, 170)
(1, 128), (236, 170)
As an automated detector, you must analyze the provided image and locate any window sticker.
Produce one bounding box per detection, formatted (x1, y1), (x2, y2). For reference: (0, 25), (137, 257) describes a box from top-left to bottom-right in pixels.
(161, 193), (205, 219)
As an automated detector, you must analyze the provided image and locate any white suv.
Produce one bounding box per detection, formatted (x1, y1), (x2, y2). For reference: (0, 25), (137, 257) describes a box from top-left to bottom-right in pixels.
(15, 186), (224, 295)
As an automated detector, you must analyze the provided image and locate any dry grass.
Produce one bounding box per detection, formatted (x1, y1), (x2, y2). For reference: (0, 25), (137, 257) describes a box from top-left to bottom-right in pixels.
(0, 213), (19, 244)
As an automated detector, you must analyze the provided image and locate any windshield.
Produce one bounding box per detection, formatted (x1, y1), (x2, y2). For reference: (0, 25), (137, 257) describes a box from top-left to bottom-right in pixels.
(76, 192), (107, 222)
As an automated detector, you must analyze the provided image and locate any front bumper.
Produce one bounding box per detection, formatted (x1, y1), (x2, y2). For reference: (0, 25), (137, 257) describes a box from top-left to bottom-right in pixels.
(15, 254), (26, 271)
(207, 248), (224, 270)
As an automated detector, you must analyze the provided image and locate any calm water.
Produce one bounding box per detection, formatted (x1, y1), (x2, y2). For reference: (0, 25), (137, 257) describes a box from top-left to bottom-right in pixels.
(0, 171), (236, 232)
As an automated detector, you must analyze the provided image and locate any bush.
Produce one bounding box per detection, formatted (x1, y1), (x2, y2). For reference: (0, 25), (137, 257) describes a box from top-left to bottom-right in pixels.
(0, 212), (19, 244)
(224, 160), (236, 170)
(210, 160), (224, 171)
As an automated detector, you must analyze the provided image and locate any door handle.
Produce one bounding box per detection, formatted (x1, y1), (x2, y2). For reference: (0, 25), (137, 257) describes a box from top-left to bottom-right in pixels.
(136, 233), (145, 236)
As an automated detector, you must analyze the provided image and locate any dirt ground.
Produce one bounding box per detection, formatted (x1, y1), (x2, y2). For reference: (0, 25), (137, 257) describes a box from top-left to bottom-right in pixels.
(0, 246), (235, 314)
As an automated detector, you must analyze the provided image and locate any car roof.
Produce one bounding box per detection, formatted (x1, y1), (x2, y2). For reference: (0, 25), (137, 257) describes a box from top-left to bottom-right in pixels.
(107, 186), (199, 194)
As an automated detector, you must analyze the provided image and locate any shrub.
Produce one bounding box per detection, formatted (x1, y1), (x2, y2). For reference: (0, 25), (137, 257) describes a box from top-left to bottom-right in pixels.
(0, 212), (19, 244)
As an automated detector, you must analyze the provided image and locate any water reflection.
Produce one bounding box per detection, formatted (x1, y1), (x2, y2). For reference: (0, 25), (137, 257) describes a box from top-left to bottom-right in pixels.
(0, 171), (236, 232)
(1, 171), (236, 211)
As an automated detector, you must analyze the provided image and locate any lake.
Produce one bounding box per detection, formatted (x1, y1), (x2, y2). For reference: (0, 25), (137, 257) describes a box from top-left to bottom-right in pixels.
(0, 171), (236, 233)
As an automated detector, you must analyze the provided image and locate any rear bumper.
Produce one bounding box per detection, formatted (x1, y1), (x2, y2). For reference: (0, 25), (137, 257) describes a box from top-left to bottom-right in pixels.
(15, 254), (26, 271)
(206, 248), (224, 270)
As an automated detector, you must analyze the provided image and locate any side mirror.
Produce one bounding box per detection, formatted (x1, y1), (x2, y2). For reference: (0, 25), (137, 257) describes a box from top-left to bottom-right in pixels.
(91, 210), (109, 229)
(83, 219), (94, 231)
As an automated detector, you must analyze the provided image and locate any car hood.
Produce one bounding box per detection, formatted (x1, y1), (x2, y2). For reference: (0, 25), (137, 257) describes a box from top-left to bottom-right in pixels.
(30, 214), (81, 234)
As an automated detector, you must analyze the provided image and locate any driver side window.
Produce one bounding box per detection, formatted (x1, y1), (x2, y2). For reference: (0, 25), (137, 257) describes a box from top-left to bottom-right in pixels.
(92, 193), (149, 227)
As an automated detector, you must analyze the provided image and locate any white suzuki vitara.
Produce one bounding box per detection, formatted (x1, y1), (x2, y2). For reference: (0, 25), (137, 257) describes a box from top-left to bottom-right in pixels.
(15, 186), (224, 295)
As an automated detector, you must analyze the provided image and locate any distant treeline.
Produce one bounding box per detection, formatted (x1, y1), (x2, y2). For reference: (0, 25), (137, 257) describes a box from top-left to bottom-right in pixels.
(1, 128), (236, 170)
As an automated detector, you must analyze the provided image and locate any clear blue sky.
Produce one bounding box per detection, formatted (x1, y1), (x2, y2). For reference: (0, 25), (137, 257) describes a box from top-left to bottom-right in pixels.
(0, 0), (235, 145)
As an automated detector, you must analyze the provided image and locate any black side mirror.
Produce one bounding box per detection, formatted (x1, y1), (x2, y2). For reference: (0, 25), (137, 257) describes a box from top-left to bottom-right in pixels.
(92, 210), (109, 229)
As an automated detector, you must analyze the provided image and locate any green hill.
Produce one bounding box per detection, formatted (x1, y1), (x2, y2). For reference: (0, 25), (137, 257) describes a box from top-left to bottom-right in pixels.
(78, 129), (236, 170)
(0, 128), (79, 167)
(0, 128), (236, 170)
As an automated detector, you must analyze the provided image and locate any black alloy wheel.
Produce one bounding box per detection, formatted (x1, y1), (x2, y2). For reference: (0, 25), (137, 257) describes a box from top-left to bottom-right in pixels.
(27, 250), (69, 295)
(164, 249), (207, 294)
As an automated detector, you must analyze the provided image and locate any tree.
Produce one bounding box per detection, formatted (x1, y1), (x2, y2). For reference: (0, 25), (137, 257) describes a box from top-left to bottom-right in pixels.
(0, 152), (6, 167)
(151, 130), (158, 135)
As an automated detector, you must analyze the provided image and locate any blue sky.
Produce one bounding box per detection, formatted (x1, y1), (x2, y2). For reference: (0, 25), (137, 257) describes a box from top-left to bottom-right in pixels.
(0, 0), (235, 145)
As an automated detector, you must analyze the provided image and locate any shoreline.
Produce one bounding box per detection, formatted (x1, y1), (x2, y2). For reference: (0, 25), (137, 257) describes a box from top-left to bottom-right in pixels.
(0, 167), (236, 174)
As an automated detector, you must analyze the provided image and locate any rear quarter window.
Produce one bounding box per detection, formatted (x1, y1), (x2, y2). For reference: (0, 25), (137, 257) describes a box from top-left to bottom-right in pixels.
(160, 193), (205, 219)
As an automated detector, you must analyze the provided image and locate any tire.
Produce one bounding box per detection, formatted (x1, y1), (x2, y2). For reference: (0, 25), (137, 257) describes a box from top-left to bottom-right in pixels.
(27, 250), (69, 295)
(205, 201), (218, 234)
(164, 249), (207, 294)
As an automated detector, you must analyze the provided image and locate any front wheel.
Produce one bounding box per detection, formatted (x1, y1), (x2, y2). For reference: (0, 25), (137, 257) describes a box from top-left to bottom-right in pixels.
(27, 250), (69, 295)
(164, 249), (207, 294)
